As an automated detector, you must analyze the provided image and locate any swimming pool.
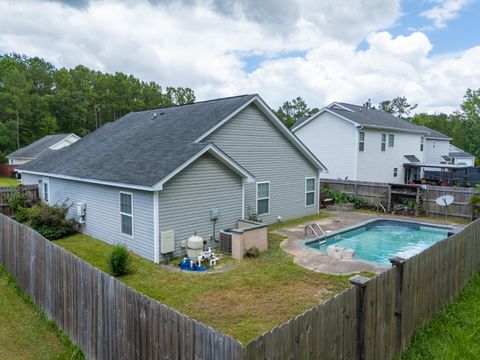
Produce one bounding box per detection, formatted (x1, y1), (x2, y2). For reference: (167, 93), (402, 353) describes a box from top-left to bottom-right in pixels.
(306, 219), (452, 267)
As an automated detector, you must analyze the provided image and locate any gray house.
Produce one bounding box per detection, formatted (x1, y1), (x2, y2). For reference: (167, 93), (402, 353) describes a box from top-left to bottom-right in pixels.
(19, 95), (326, 263)
(7, 133), (80, 165)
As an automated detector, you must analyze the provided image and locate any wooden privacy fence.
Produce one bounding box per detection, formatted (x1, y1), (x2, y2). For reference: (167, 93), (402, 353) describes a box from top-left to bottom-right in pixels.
(0, 184), (39, 216)
(244, 219), (480, 359)
(320, 179), (390, 209)
(422, 185), (479, 219)
(0, 214), (243, 360)
(1, 213), (480, 359)
(321, 178), (479, 219)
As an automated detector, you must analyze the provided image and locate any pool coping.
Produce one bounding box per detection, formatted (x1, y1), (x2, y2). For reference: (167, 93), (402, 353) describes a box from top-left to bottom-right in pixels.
(278, 214), (464, 275)
(300, 217), (456, 250)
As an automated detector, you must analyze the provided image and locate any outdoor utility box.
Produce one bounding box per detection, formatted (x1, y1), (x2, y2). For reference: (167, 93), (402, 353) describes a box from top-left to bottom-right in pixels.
(76, 202), (86, 223)
(160, 230), (175, 254)
(211, 208), (219, 220)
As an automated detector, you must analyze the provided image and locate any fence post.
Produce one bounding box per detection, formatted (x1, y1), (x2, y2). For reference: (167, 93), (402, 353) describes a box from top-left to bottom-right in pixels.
(390, 256), (407, 354)
(349, 275), (370, 360)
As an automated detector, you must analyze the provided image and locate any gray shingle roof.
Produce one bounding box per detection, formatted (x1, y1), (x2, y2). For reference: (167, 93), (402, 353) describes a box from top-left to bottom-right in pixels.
(404, 155), (420, 163)
(415, 126), (451, 140)
(330, 103), (429, 133)
(8, 134), (76, 159)
(449, 151), (475, 158)
(20, 95), (257, 187)
(293, 102), (452, 139)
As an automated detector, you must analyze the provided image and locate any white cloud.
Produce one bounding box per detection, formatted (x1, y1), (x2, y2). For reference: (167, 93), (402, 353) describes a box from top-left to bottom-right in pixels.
(420, 0), (470, 29)
(0, 0), (478, 115)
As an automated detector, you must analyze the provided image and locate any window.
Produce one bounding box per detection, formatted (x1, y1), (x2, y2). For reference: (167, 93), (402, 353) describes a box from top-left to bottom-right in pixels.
(381, 134), (386, 151)
(256, 182), (270, 215)
(388, 134), (395, 147)
(305, 178), (316, 206)
(393, 168), (398, 177)
(358, 131), (365, 151)
(41, 178), (49, 203)
(420, 136), (424, 152)
(120, 192), (133, 236)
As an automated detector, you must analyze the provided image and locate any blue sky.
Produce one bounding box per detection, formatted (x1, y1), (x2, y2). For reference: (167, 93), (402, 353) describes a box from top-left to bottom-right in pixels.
(0, 0), (479, 113)
(394, 0), (479, 55)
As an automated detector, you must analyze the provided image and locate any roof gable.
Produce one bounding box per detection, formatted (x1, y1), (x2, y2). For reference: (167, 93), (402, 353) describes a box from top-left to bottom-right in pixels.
(196, 95), (327, 172)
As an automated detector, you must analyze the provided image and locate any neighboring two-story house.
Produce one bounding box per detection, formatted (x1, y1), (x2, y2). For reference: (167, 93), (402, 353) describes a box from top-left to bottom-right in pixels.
(19, 94), (326, 263)
(292, 102), (474, 184)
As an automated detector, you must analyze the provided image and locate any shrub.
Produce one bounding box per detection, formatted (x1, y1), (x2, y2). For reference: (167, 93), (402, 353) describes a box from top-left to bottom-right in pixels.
(15, 206), (30, 222)
(246, 246), (260, 258)
(320, 188), (369, 209)
(8, 190), (27, 212)
(246, 207), (259, 222)
(107, 245), (132, 276)
(28, 203), (78, 240)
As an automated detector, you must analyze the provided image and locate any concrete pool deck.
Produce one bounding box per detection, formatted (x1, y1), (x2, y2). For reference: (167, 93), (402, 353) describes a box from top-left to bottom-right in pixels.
(276, 210), (463, 275)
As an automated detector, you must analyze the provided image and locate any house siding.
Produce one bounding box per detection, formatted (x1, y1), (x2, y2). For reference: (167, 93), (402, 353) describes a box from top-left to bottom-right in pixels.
(206, 104), (319, 224)
(294, 112), (357, 181)
(357, 129), (423, 184)
(425, 139), (450, 164)
(48, 177), (155, 261)
(158, 153), (242, 259)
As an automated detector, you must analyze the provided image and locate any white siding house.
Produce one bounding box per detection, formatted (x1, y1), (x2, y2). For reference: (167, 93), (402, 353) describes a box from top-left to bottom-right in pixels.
(293, 111), (357, 181)
(293, 103), (428, 184)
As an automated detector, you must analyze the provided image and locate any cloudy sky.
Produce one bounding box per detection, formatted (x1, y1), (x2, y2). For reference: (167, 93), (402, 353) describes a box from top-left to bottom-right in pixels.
(0, 0), (479, 113)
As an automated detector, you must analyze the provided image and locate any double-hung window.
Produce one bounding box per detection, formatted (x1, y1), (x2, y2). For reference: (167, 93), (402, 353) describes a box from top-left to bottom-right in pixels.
(393, 168), (398, 177)
(41, 178), (49, 203)
(420, 136), (424, 151)
(120, 192), (133, 237)
(381, 134), (386, 151)
(305, 178), (316, 206)
(358, 131), (365, 151)
(388, 134), (395, 147)
(256, 182), (270, 215)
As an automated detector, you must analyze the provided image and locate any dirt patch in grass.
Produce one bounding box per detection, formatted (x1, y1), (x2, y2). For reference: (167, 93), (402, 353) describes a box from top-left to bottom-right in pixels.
(55, 227), (352, 344)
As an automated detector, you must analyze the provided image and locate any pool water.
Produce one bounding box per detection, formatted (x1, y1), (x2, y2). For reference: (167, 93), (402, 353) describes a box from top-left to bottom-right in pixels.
(307, 220), (451, 267)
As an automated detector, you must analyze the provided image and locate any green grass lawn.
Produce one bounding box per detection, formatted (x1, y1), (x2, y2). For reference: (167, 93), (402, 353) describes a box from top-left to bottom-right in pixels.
(0, 267), (83, 360)
(402, 272), (480, 359)
(0, 177), (20, 187)
(54, 213), (350, 344)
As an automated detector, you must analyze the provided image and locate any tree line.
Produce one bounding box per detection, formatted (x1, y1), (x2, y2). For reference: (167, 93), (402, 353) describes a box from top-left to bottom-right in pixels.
(276, 90), (480, 165)
(0, 54), (195, 160)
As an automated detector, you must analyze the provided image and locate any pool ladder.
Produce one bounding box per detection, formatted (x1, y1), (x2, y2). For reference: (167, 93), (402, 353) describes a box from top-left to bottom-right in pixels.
(305, 223), (327, 238)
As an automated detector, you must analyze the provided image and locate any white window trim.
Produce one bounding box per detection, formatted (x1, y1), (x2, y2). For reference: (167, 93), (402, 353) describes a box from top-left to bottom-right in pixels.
(381, 133), (386, 151)
(42, 177), (50, 203)
(358, 131), (365, 152)
(305, 177), (316, 207)
(256, 181), (270, 216)
(119, 191), (134, 238)
(388, 133), (395, 148)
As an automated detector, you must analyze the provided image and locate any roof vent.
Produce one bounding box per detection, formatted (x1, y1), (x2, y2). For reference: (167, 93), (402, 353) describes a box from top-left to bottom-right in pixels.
(152, 112), (157, 119)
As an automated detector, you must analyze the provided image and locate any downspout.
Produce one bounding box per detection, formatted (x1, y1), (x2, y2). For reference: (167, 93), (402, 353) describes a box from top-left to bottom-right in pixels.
(241, 180), (245, 220)
(354, 126), (363, 181)
(153, 191), (160, 264)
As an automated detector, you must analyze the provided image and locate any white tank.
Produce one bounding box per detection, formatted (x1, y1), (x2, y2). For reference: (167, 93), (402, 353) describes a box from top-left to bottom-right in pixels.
(187, 234), (204, 259)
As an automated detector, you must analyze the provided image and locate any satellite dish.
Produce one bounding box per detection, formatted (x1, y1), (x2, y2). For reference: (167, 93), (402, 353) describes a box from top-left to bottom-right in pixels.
(436, 195), (454, 206)
(435, 195), (454, 220)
